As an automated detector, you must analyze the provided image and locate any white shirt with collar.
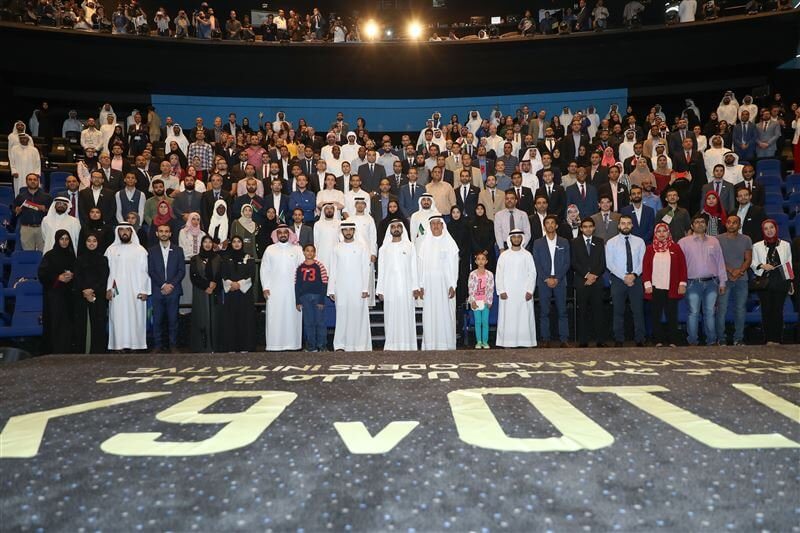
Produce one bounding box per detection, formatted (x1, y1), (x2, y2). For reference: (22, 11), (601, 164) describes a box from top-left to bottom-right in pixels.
(160, 242), (170, 280)
(546, 234), (557, 276)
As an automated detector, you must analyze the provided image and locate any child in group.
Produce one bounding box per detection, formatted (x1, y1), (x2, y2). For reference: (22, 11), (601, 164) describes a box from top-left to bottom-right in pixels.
(467, 250), (495, 349)
(294, 244), (329, 352)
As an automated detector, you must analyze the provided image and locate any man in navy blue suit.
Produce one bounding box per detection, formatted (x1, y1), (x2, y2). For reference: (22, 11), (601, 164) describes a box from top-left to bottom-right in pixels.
(565, 167), (599, 219)
(399, 167), (425, 215)
(620, 184), (656, 244)
(147, 224), (186, 353)
(454, 168), (480, 218)
(532, 215), (572, 348)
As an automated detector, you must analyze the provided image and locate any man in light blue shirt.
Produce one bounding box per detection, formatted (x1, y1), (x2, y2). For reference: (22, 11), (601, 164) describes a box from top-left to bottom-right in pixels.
(605, 215), (646, 346)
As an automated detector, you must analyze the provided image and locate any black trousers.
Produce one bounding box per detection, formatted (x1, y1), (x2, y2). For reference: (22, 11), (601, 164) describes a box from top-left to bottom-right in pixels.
(759, 287), (788, 343)
(575, 282), (605, 344)
(650, 289), (680, 345)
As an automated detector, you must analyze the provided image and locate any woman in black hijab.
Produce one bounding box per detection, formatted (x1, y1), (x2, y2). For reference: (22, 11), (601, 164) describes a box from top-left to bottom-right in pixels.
(78, 207), (112, 254)
(377, 200), (409, 245)
(221, 235), (256, 352)
(469, 203), (496, 272)
(190, 235), (223, 352)
(37, 229), (77, 353)
(73, 232), (110, 353)
(107, 124), (128, 155)
(256, 206), (279, 253)
(447, 205), (472, 307)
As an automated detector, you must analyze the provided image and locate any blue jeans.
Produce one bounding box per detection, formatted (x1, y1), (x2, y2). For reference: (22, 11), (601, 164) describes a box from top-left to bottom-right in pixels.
(610, 275), (645, 343)
(716, 276), (748, 344)
(538, 279), (569, 342)
(686, 278), (719, 345)
(299, 293), (327, 350)
(473, 306), (489, 344)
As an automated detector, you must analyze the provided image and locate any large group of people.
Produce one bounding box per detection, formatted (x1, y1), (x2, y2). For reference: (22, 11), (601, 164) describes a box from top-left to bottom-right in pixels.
(6, 91), (800, 353)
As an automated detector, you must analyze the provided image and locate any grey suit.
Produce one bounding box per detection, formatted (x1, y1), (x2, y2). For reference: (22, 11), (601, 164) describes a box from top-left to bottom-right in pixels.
(701, 180), (736, 214)
(590, 211), (622, 242)
(755, 120), (782, 158)
(291, 223), (314, 248)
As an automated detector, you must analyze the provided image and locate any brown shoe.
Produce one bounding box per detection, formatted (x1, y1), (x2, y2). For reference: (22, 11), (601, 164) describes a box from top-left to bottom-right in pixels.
(541, 341), (551, 348)
(560, 342), (571, 348)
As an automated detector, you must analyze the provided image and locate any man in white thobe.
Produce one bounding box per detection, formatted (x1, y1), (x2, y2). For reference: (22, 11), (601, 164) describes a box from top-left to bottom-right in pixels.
(328, 222), (372, 351)
(495, 229), (538, 347)
(376, 219), (420, 351)
(313, 203), (341, 271)
(418, 216), (459, 350)
(261, 224), (304, 351)
(41, 196), (81, 253)
(105, 224), (150, 350)
(9, 134), (41, 196)
(409, 193), (440, 246)
(351, 196), (377, 306)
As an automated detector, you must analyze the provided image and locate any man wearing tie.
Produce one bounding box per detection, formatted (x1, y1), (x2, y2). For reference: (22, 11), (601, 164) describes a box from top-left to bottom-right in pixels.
(477, 175), (505, 221)
(700, 165), (736, 214)
(455, 169), (480, 218)
(147, 224), (186, 353)
(401, 145), (417, 174)
(733, 109), (758, 162)
(605, 215), (646, 347)
(53, 174), (81, 218)
(621, 184), (656, 245)
(733, 164), (764, 206)
(132, 155), (153, 193)
(358, 149), (387, 193)
(494, 189), (532, 251)
(755, 108), (782, 158)
(201, 173), (234, 229)
(389, 160), (406, 195)
(571, 217), (607, 347)
(508, 172), (534, 215)
(399, 167), (425, 215)
(78, 170), (116, 225)
(565, 167), (599, 218)
(597, 165), (630, 213)
(301, 146), (318, 179)
(590, 195), (622, 242)
(668, 118), (697, 155)
(535, 169), (565, 218)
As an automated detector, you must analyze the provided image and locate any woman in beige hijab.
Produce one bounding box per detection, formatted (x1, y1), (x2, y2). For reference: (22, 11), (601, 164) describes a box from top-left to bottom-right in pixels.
(628, 156), (655, 188)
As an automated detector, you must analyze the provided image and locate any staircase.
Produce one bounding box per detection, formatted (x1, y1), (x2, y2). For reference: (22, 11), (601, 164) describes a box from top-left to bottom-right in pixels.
(368, 303), (464, 345)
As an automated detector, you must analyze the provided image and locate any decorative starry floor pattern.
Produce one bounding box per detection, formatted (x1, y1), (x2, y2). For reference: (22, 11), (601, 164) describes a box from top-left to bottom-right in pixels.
(1, 346), (799, 532)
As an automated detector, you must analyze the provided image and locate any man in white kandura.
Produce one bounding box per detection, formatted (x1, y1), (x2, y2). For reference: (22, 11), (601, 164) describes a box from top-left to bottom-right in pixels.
(376, 219), (420, 351)
(495, 228), (538, 347)
(328, 221), (373, 351)
(351, 195), (377, 306)
(418, 215), (459, 350)
(313, 203), (340, 271)
(261, 224), (304, 351)
(409, 193), (440, 246)
(105, 224), (150, 351)
(41, 196), (80, 253)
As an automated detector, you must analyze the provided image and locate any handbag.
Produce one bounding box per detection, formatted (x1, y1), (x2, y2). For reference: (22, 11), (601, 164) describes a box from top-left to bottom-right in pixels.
(749, 275), (769, 291)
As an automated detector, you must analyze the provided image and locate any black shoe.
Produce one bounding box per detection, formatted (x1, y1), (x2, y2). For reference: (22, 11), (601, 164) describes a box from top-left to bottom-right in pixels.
(597, 343), (609, 348)
(150, 347), (162, 354)
(541, 341), (551, 348)
(635, 342), (645, 347)
(560, 342), (571, 348)
(169, 346), (180, 354)
(578, 343), (588, 348)
(614, 341), (623, 347)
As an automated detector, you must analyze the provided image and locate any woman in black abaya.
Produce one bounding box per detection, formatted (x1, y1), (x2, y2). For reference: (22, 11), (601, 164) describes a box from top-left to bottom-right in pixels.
(190, 235), (223, 352)
(73, 232), (110, 353)
(221, 235), (256, 352)
(37, 229), (77, 353)
(469, 203), (496, 272)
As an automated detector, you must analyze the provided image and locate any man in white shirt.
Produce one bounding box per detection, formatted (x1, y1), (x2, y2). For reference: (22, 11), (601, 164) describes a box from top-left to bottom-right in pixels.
(80, 118), (103, 153)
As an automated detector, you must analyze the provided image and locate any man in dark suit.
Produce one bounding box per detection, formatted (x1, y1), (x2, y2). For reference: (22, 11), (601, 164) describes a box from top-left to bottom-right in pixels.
(371, 179), (399, 226)
(131, 155), (155, 194)
(508, 172), (534, 215)
(400, 145), (418, 174)
(399, 167), (425, 215)
(668, 118), (697, 155)
(454, 168), (480, 218)
(620, 184), (656, 244)
(188, 117), (212, 143)
(701, 165), (736, 214)
(571, 217), (607, 347)
(596, 165), (629, 212)
(299, 146), (318, 179)
(532, 215), (571, 348)
(535, 168), (566, 219)
(537, 127), (560, 156)
(289, 208), (314, 248)
(732, 110), (758, 163)
(527, 195), (550, 244)
(387, 160), (407, 195)
(734, 164), (764, 206)
(201, 173), (234, 229)
(215, 134), (240, 168)
(147, 224), (186, 353)
(587, 151), (608, 187)
(263, 177), (290, 223)
(560, 120), (591, 163)
(222, 113), (239, 137)
(565, 168), (599, 218)
(358, 149), (386, 193)
(734, 187), (767, 243)
(622, 143), (653, 175)
(79, 169), (116, 224)
(96, 153), (124, 191)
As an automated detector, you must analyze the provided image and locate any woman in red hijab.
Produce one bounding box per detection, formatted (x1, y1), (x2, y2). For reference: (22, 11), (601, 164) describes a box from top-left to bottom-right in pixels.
(751, 219), (795, 345)
(699, 189), (726, 236)
(148, 199), (181, 245)
(642, 222), (688, 347)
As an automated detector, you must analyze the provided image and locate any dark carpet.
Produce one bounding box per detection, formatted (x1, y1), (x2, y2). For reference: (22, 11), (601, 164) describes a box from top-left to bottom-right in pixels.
(1, 346), (799, 532)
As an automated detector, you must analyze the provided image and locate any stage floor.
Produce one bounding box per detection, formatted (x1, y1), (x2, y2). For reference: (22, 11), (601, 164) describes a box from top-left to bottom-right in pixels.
(1, 346), (799, 532)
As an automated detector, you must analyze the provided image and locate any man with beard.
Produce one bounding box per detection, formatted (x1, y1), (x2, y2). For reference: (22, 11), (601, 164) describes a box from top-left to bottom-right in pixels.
(605, 215), (646, 346)
(495, 228), (537, 348)
(313, 203), (341, 271)
(41, 196), (81, 253)
(105, 224), (150, 351)
(376, 220), (420, 351)
(417, 216), (459, 350)
(171, 174), (203, 223)
(261, 224), (304, 351)
(328, 222), (373, 351)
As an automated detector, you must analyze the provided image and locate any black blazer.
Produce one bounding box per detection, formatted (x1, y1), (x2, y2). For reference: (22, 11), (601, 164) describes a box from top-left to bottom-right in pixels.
(559, 133), (591, 162)
(78, 187), (116, 225)
(738, 204), (767, 244)
(623, 154), (653, 176)
(535, 184), (567, 219)
(357, 162), (387, 193)
(597, 182), (630, 212)
(571, 234), (606, 285)
(201, 189), (233, 229)
(668, 129), (697, 155)
(132, 169), (154, 194)
(97, 167), (124, 190)
(454, 184), (481, 218)
(510, 185), (535, 215)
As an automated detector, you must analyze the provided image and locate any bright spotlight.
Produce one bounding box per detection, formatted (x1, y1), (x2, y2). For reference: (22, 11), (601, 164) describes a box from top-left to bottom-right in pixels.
(408, 21), (423, 39)
(364, 20), (379, 40)
(385, 29), (393, 37)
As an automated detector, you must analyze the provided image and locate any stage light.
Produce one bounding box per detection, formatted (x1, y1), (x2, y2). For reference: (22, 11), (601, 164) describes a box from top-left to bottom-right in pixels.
(364, 20), (379, 40)
(385, 29), (393, 37)
(408, 21), (423, 39)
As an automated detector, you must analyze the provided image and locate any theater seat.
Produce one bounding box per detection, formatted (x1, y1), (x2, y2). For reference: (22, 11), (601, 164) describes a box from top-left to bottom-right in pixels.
(785, 174), (800, 196)
(756, 159), (781, 179)
(6, 250), (42, 286)
(0, 280), (43, 338)
(0, 186), (13, 206)
(48, 171), (70, 193)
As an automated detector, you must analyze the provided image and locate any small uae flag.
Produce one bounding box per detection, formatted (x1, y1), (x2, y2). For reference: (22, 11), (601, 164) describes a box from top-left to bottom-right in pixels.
(112, 280), (119, 297)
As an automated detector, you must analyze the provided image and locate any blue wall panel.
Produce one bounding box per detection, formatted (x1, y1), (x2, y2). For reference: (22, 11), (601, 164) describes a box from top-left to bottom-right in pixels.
(152, 89), (627, 133)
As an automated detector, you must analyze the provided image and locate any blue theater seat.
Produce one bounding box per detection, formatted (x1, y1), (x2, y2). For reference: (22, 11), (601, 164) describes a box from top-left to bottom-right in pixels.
(0, 280), (43, 338)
